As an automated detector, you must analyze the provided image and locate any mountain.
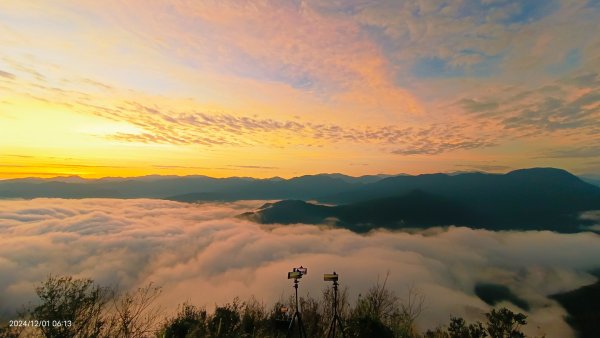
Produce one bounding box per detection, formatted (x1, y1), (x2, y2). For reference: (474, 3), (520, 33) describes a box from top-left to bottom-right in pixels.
(3, 168), (599, 233)
(581, 175), (600, 188)
(0, 181), (120, 198)
(240, 190), (477, 232)
(0, 174), (391, 200)
(551, 270), (600, 338)
(239, 168), (600, 233)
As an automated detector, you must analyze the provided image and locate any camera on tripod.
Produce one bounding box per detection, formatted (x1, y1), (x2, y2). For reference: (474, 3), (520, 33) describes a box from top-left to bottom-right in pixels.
(288, 266), (308, 279)
(324, 272), (338, 282)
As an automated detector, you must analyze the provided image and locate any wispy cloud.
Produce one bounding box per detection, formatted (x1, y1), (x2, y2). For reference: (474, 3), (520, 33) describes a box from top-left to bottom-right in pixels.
(0, 171), (76, 177)
(542, 145), (600, 159)
(0, 70), (15, 80)
(152, 165), (212, 170)
(227, 165), (279, 170)
(85, 101), (499, 156)
(392, 139), (497, 156)
(455, 72), (600, 144)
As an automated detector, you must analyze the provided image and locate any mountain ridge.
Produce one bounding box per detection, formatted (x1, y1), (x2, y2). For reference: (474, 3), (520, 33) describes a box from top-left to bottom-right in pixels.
(238, 168), (600, 233)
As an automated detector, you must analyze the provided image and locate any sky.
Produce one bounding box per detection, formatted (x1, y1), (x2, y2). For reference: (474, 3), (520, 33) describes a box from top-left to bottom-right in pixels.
(1, 0), (599, 179)
(2, 198), (600, 337)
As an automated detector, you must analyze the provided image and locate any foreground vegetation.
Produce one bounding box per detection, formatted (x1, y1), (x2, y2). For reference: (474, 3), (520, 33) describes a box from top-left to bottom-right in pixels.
(0, 275), (538, 337)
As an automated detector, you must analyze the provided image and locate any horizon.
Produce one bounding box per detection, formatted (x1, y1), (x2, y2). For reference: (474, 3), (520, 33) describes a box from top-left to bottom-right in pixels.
(0, 166), (594, 182)
(1, 1), (599, 179)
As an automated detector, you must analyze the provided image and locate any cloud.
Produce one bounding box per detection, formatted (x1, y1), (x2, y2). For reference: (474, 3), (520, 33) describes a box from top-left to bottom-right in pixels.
(580, 210), (600, 231)
(501, 91), (600, 132)
(392, 138), (497, 156)
(561, 72), (600, 88)
(0, 171), (76, 177)
(226, 165), (279, 170)
(353, 0), (566, 81)
(1, 154), (35, 158)
(1, 0), (599, 175)
(152, 165), (212, 170)
(455, 72), (600, 140)
(1, 198), (599, 337)
(82, 100), (497, 155)
(0, 163), (126, 169)
(0, 70), (15, 80)
(580, 210), (600, 222)
(542, 145), (600, 159)
(459, 98), (500, 114)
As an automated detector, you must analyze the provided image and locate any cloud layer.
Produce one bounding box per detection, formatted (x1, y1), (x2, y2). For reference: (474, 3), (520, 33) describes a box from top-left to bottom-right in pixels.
(1, 1), (600, 178)
(1, 198), (600, 337)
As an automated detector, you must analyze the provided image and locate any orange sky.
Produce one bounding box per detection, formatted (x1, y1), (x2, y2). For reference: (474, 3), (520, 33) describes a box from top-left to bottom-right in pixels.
(1, 0), (599, 179)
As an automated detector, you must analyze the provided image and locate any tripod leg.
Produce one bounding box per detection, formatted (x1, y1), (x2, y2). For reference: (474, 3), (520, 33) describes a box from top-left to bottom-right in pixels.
(326, 315), (336, 338)
(297, 313), (307, 338)
(336, 314), (346, 338)
(287, 312), (296, 338)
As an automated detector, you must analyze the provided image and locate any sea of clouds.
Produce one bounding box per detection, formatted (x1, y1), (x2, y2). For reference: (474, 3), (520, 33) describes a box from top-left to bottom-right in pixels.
(1, 198), (600, 337)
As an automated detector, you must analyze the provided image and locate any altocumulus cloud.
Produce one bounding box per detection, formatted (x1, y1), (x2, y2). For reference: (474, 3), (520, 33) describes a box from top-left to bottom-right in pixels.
(1, 199), (600, 337)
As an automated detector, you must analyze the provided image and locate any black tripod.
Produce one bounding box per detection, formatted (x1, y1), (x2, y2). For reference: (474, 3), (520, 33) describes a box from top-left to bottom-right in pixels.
(287, 277), (308, 338)
(326, 273), (345, 338)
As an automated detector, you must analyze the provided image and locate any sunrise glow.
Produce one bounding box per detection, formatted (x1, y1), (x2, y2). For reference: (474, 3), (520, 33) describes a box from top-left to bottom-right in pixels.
(1, 1), (599, 179)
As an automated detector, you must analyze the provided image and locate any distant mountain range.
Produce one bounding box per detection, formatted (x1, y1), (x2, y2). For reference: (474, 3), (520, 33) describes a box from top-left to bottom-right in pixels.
(2, 169), (598, 201)
(2, 168), (600, 232)
(0, 173), (392, 200)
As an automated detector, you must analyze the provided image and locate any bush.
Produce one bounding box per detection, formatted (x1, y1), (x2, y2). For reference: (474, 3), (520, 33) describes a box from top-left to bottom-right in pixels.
(28, 275), (112, 338)
(443, 308), (528, 338)
(447, 317), (486, 338)
(208, 300), (241, 337)
(2, 275), (541, 338)
(160, 303), (208, 338)
(346, 315), (394, 338)
(239, 297), (268, 337)
(10, 275), (162, 338)
(110, 282), (162, 338)
(485, 308), (526, 338)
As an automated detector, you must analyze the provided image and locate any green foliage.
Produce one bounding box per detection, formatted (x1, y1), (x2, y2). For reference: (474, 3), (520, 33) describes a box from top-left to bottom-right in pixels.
(239, 297), (268, 337)
(0, 325), (23, 338)
(447, 317), (486, 338)
(299, 294), (324, 337)
(351, 275), (399, 322)
(3, 275), (161, 338)
(485, 308), (527, 338)
(29, 275), (112, 338)
(208, 300), (241, 337)
(2, 275), (542, 338)
(423, 327), (451, 338)
(160, 303), (208, 338)
(346, 315), (395, 338)
(266, 300), (288, 331)
(349, 274), (423, 337)
(444, 308), (528, 338)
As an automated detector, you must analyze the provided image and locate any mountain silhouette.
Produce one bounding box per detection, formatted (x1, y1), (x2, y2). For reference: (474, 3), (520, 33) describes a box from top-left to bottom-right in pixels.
(551, 270), (600, 338)
(239, 168), (600, 233)
(2, 168), (600, 233)
(0, 174), (389, 200)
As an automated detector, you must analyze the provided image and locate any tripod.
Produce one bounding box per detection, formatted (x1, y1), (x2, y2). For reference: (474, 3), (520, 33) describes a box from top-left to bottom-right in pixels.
(326, 275), (345, 338)
(287, 277), (308, 338)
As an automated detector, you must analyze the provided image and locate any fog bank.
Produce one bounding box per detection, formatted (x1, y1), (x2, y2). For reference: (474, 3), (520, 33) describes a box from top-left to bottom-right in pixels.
(1, 198), (599, 337)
